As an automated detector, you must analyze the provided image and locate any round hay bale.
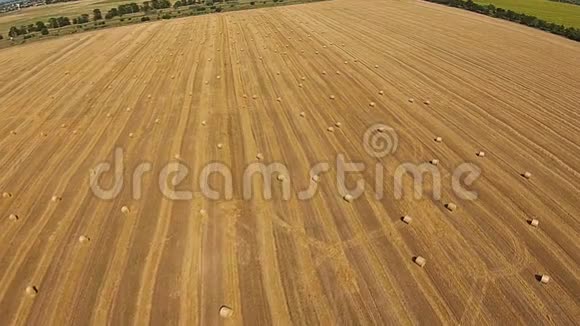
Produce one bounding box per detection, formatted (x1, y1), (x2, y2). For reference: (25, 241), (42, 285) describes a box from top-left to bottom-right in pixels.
(315, 51), (319, 55)
(243, 94), (248, 99)
(154, 118), (160, 124)
(61, 123), (68, 128)
(129, 133), (135, 138)
(106, 113), (112, 118)
(2, 192), (13, 198)
(256, 153), (264, 160)
(540, 274), (550, 284)
(445, 203), (457, 212)
(435, 137), (443, 143)
(298, 83), (304, 88)
(413, 256), (426, 267)
(78, 235), (90, 243)
(174, 154), (181, 160)
(9, 214), (19, 221)
(40, 132), (48, 137)
(201, 121), (207, 126)
(147, 94), (152, 99)
(26, 286), (38, 297)
(327, 126), (335, 132)
(126, 107), (131, 112)
(72, 130), (78, 135)
(252, 95), (258, 100)
(322, 71), (327, 75)
(344, 61), (349, 64)
(277, 174), (286, 182)
(301, 76), (306, 81)
(379, 90), (384, 96)
(217, 75), (221, 80)
(343, 194), (353, 202)
(311, 175), (320, 182)
(424, 100), (431, 106)
(171, 75), (175, 79)
(10, 130), (17, 135)
(402, 215), (412, 224)
(530, 219), (539, 227)
(217, 143), (224, 149)
(51, 195), (62, 202)
(300, 112), (306, 118)
(277, 97), (282, 102)
(408, 98), (415, 103)
(219, 306), (233, 318)
(329, 95), (336, 100)
(276, 71), (281, 75)
(476, 151), (485, 157)
(430, 159), (439, 166)
(523, 172), (532, 179)
(121, 206), (130, 214)
(200, 209), (207, 215)
(375, 65), (379, 68)
(336, 71), (341, 75)
(369, 102), (376, 107)
(335, 122), (342, 128)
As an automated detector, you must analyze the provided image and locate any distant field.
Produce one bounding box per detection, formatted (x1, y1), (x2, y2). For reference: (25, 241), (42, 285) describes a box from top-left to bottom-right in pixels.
(0, 0), (140, 34)
(476, 0), (580, 28)
(0, 0), (270, 36)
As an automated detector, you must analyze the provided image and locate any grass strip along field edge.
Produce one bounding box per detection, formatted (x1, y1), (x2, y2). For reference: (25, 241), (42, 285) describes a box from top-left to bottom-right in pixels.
(424, 0), (580, 42)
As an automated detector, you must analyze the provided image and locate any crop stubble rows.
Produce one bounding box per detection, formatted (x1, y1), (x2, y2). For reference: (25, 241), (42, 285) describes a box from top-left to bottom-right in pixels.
(0, 0), (579, 324)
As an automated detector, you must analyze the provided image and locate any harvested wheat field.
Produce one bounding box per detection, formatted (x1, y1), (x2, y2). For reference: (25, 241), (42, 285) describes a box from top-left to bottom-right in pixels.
(1, 0), (579, 324)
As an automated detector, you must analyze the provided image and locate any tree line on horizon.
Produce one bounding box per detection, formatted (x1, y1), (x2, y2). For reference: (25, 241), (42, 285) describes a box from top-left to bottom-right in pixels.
(426, 0), (580, 41)
(549, 0), (580, 5)
(4, 0), (233, 38)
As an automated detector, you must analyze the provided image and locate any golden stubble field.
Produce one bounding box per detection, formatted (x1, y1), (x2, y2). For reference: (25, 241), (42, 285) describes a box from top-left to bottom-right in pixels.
(0, 0), (579, 324)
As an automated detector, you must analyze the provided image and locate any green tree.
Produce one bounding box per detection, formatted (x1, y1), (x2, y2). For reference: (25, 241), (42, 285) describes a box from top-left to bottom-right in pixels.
(93, 9), (103, 21)
(49, 18), (59, 28)
(141, 1), (151, 12)
(105, 8), (120, 19)
(36, 21), (47, 31)
(9, 26), (19, 37)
